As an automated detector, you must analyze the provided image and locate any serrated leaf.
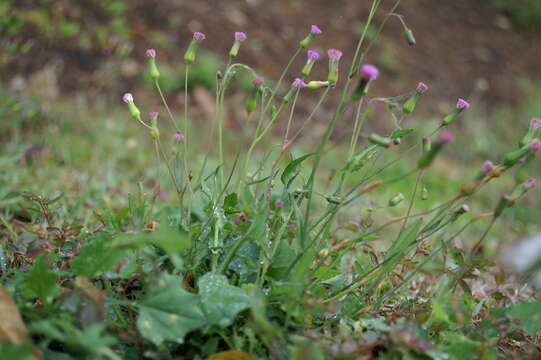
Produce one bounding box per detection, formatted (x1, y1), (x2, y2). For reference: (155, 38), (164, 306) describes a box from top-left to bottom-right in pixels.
(506, 301), (541, 336)
(198, 273), (250, 328)
(137, 274), (206, 345)
(22, 254), (60, 304)
(281, 153), (316, 185)
(70, 234), (127, 278)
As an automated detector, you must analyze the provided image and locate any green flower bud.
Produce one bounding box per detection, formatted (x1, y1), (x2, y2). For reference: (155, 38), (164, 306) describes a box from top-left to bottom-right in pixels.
(388, 193), (405, 207)
(368, 133), (392, 148)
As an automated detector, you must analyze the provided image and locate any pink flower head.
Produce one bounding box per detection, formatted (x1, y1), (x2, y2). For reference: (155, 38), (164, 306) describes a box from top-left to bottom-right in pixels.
(422, 135), (430, 142)
(417, 82), (429, 93)
(307, 50), (320, 61)
(438, 130), (454, 145)
(311, 25), (322, 35)
(275, 200), (285, 208)
(146, 49), (156, 58)
(293, 78), (307, 88)
(518, 157), (527, 164)
(530, 138), (541, 154)
(122, 93), (134, 103)
(523, 178), (538, 190)
(456, 98), (470, 111)
(235, 32), (247, 41)
(482, 160), (495, 173)
(531, 117), (541, 130)
(174, 133), (185, 142)
(253, 76), (264, 88)
(149, 112), (159, 121)
(327, 49), (343, 61)
(360, 64), (379, 81)
(193, 32), (206, 41)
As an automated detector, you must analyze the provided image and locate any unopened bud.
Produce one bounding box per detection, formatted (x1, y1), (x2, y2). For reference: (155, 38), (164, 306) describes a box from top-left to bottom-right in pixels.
(368, 133), (392, 148)
(229, 32), (247, 58)
(388, 193), (405, 207)
(300, 25), (322, 48)
(184, 32), (206, 65)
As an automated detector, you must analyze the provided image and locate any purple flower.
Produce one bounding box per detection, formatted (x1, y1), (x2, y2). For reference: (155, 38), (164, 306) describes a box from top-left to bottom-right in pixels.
(360, 64), (379, 81)
(530, 138), (541, 154)
(275, 200), (285, 208)
(523, 178), (538, 190)
(327, 49), (343, 61)
(482, 160), (495, 173)
(311, 25), (322, 34)
(422, 136), (430, 142)
(149, 112), (159, 121)
(457, 98), (470, 111)
(307, 50), (320, 61)
(146, 49), (156, 58)
(235, 32), (247, 41)
(417, 82), (429, 93)
(531, 117), (541, 130)
(174, 133), (185, 142)
(438, 130), (454, 144)
(293, 78), (307, 88)
(122, 93), (134, 103)
(193, 32), (206, 41)
(253, 76), (264, 88)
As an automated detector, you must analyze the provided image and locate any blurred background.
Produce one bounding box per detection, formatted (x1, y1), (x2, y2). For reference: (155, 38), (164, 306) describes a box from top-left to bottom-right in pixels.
(1, 0), (540, 246)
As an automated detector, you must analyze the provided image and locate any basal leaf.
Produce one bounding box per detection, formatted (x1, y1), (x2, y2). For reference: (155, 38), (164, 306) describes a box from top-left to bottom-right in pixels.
(137, 274), (206, 345)
(22, 254), (60, 304)
(70, 234), (127, 278)
(198, 273), (250, 328)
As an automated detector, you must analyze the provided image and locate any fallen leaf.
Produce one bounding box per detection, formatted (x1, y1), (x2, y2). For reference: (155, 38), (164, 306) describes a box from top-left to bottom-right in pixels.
(0, 285), (28, 344)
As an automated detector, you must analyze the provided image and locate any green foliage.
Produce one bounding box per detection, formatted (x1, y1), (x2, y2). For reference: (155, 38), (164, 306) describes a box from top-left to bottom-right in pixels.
(492, 0), (541, 30)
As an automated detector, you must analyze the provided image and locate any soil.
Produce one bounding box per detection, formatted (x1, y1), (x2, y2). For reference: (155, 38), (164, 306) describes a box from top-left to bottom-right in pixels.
(5, 0), (541, 111)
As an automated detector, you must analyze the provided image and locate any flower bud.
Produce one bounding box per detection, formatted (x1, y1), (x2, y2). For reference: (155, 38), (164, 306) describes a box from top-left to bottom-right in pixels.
(482, 160), (495, 174)
(171, 133), (185, 156)
(368, 133), (392, 148)
(301, 50), (320, 78)
(306, 80), (330, 89)
(442, 98), (470, 126)
(403, 82), (428, 114)
(123, 93), (141, 120)
(283, 78), (306, 104)
(422, 136), (431, 153)
(299, 25), (322, 49)
(229, 32), (247, 58)
(417, 130), (453, 168)
(327, 49), (343, 85)
(184, 32), (206, 65)
(352, 64), (379, 101)
(146, 49), (160, 80)
(388, 193), (405, 207)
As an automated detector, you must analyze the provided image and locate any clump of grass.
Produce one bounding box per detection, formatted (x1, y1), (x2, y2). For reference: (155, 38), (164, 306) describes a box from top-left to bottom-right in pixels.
(1, 1), (541, 359)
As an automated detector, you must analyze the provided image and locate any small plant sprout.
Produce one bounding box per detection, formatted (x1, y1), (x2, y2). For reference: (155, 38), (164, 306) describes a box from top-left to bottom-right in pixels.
(442, 98), (470, 126)
(352, 64), (379, 101)
(301, 50), (320, 78)
(327, 49), (343, 84)
(184, 31), (206, 65)
(403, 81), (429, 114)
(299, 25), (323, 48)
(229, 32), (247, 58)
(146, 49), (160, 80)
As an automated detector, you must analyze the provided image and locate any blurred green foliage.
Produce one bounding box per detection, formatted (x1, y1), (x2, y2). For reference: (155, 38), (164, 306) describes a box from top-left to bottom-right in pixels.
(492, 0), (541, 30)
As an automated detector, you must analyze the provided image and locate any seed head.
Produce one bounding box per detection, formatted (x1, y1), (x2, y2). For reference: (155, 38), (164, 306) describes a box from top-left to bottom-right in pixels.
(193, 32), (206, 41)
(311, 25), (322, 34)
(360, 64), (379, 81)
(235, 32), (247, 41)
(457, 98), (470, 110)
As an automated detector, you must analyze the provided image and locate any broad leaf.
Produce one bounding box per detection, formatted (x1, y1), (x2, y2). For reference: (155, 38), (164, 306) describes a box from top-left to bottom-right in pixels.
(71, 234), (127, 278)
(137, 274), (206, 345)
(198, 273), (250, 328)
(505, 301), (541, 336)
(22, 254), (60, 304)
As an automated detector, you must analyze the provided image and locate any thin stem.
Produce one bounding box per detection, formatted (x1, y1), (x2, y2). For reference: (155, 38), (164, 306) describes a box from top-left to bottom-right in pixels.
(155, 80), (181, 133)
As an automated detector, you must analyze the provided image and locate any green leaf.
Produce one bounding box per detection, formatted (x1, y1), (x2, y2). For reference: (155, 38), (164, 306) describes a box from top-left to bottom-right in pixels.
(22, 254), (60, 303)
(137, 274), (206, 345)
(0, 342), (34, 360)
(390, 128), (413, 140)
(506, 301), (541, 336)
(113, 216), (191, 254)
(198, 273), (250, 328)
(281, 153), (316, 185)
(71, 234), (127, 278)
